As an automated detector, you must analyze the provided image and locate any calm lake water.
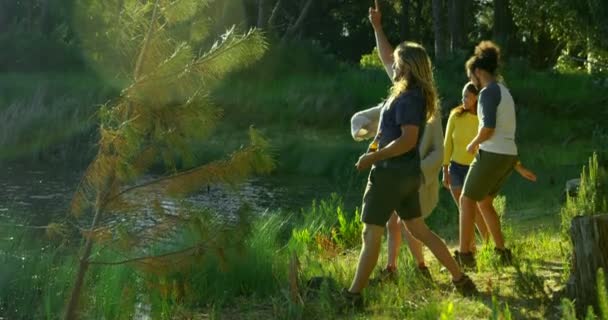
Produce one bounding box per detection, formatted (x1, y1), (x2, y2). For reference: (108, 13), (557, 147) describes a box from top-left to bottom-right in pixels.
(0, 163), (364, 227)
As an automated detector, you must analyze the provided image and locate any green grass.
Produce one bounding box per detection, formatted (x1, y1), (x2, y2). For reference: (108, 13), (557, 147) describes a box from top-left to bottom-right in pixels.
(0, 181), (591, 319)
(0, 227), (76, 319)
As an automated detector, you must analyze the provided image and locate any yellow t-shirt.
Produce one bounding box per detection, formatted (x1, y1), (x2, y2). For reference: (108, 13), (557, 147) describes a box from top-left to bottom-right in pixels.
(443, 111), (478, 166)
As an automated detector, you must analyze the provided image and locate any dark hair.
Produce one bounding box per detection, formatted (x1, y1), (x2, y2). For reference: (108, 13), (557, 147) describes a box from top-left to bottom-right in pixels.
(451, 82), (479, 116)
(465, 41), (501, 75)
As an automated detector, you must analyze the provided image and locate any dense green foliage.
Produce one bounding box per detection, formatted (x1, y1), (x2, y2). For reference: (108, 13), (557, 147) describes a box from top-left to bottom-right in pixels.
(1, 0), (606, 70)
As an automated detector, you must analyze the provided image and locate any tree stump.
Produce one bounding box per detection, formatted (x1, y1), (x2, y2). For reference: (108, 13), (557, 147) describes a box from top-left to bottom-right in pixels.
(567, 214), (608, 315)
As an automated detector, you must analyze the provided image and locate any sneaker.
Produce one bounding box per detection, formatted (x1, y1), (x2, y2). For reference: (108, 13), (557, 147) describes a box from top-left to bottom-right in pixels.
(338, 288), (364, 310)
(417, 265), (433, 282)
(495, 247), (513, 265)
(452, 274), (479, 297)
(454, 250), (477, 270)
(369, 267), (397, 286)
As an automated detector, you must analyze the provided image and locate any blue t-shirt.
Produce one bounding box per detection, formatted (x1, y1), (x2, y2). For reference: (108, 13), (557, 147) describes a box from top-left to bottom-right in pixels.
(377, 87), (426, 164)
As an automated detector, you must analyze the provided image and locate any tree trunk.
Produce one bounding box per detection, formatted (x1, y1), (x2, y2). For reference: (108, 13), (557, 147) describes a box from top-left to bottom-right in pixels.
(587, 38), (598, 74)
(26, 0), (34, 32)
(257, 0), (266, 28)
(64, 206), (103, 320)
(412, 0), (422, 42)
(432, 0), (447, 60)
(0, 0), (7, 34)
(448, 0), (464, 52)
(566, 214), (608, 317)
(462, 0), (473, 47)
(39, 0), (51, 34)
(447, 0), (455, 54)
(282, 0), (313, 42)
(400, 0), (410, 40)
(494, 0), (514, 53)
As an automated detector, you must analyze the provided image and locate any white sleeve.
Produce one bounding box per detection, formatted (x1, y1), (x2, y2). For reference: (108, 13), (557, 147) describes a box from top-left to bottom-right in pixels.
(350, 103), (383, 141)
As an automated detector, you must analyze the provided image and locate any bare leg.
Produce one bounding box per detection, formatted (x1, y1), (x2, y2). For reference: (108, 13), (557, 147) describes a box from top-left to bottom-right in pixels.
(404, 218), (463, 280)
(349, 224), (385, 293)
(477, 196), (506, 249)
(452, 188), (489, 253)
(448, 187), (462, 206)
(385, 212), (401, 270)
(459, 194), (477, 253)
(474, 206), (490, 245)
(403, 222), (425, 267)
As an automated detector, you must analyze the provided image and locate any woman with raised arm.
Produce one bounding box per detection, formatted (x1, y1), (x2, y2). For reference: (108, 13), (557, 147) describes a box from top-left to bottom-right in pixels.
(340, 2), (478, 309)
(363, 0), (443, 282)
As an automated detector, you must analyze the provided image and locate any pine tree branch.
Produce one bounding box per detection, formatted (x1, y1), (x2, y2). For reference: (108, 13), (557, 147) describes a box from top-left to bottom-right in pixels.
(125, 28), (265, 96)
(197, 28), (251, 64)
(70, 154), (101, 216)
(103, 168), (198, 206)
(88, 244), (205, 266)
(103, 139), (271, 207)
(184, 32), (266, 93)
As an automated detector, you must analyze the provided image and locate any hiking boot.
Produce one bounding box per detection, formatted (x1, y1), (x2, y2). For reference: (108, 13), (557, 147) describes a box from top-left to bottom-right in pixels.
(452, 274), (479, 297)
(369, 266), (397, 286)
(453, 250), (477, 270)
(417, 265), (433, 283)
(338, 288), (364, 310)
(495, 247), (514, 265)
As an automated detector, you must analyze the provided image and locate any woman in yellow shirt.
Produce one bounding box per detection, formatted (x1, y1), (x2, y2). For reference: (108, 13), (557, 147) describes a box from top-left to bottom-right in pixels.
(442, 82), (489, 254)
(444, 82), (537, 263)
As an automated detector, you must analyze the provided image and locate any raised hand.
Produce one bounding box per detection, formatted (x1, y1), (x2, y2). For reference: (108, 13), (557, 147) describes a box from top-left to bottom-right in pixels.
(368, 0), (382, 29)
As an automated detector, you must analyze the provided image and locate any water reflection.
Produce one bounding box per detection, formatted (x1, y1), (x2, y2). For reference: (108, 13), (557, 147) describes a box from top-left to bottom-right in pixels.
(0, 164), (363, 226)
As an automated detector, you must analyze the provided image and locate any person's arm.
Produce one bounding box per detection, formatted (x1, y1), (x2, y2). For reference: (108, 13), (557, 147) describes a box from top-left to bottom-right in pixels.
(467, 127), (495, 154)
(466, 86), (499, 154)
(442, 113), (455, 187)
(369, 0), (395, 79)
(355, 94), (423, 171)
(420, 117), (444, 185)
(374, 125), (418, 160)
(356, 124), (418, 170)
(514, 160), (537, 182)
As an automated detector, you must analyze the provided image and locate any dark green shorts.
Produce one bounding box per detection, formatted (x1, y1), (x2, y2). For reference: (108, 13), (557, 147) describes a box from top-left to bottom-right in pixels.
(462, 149), (517, 201)
(361, 166), (421, 226)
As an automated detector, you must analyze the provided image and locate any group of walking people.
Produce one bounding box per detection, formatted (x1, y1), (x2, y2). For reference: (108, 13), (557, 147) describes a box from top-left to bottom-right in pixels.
(343, 0), (537, 307)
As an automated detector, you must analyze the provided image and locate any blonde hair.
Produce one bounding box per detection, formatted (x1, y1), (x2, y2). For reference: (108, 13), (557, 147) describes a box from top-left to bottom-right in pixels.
(389, 42), (438, 122)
